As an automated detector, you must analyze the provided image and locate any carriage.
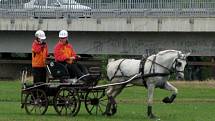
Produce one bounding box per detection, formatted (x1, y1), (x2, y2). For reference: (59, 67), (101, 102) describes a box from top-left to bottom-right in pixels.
(21, 50), (190, 119)
(20, 57), (110, 116)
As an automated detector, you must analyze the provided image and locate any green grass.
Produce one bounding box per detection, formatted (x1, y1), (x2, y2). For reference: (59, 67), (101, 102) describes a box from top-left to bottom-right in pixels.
(0, 81), (215, 121)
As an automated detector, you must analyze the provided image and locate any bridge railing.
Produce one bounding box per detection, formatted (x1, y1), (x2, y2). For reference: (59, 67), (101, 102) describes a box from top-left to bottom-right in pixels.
(1, 0), (215, 18)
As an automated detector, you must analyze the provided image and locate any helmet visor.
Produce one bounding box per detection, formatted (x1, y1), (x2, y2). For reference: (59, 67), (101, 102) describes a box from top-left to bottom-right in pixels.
(39, 35), (46, 40)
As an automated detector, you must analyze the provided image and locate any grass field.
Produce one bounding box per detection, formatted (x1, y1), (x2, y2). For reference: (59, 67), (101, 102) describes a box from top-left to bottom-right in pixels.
(0, 81), (215, 121)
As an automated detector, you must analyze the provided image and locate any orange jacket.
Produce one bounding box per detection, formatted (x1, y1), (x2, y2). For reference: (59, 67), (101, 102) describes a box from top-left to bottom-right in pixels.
(54, 41), (76, 64)
(32, 40), (48, 67)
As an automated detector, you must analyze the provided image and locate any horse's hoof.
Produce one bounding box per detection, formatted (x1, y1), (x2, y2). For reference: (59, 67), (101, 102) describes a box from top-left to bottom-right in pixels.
(21, 104), (24, 108)
(106, 112), (112, 116)
(102, 112), (106, 116)
(102, 112), (112, 116)
(111, 104), (117, 115)
(148, 113), (157, 119)
(102, 110), (116, 116)
(162, 97), (171, 103)
(102, 108), (116, 116)
(111, 107), (117, 115)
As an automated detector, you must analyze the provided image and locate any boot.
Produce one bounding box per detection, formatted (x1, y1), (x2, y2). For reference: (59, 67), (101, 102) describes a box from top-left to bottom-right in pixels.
(169, 94), (177, 103)
(102, 102), (111, 116)
(162, 94), (177, 103)
(111, 103), (117, 115)
(103, 96), (117, 116)
(147, 106), (157, 119)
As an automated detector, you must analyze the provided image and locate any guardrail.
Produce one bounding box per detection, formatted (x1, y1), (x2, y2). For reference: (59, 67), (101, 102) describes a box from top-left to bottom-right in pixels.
(0, 0), (215, 18)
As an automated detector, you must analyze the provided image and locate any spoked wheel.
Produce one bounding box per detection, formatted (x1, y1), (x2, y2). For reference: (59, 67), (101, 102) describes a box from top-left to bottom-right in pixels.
(53, 88), (80, 116)
(84, 89), (108, 115)
(24, 89), (48, 115)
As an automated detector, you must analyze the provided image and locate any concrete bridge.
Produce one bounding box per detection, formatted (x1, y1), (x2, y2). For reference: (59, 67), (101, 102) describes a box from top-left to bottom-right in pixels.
(1, 0), (215, 79)
(0, 17), (215, 56)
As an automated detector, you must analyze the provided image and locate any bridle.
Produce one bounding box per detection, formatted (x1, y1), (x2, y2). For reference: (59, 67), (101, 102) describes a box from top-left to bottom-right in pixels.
(171, 58), (186, 74)
(145, 53), (186, 76)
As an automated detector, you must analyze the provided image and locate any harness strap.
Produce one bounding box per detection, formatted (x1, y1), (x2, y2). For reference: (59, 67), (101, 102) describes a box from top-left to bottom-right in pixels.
(142, 55), (157, 88)
(153, 55), (157, 73)
(110, 59), (126, 81)
(143, 73), (170, 77)
(149, 55), (157, 74)
(139, 55), (171, 88)
(139, 57), (147, 87)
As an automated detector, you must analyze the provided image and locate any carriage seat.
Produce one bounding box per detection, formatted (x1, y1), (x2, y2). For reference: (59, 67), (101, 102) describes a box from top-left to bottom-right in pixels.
(46, 58), (101, 85)
(88, 66), (101, 81)
(46, 60), (71, 82)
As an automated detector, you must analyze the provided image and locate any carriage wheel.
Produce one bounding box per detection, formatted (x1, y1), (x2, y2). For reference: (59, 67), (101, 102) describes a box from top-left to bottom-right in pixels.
(24, 89), (48, 115)
(53, 88), (80, 116)
(84, 89), (108, 115)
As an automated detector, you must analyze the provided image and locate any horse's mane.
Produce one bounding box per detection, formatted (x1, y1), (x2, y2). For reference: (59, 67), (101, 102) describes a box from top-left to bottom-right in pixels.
(157, 50), (182, 56)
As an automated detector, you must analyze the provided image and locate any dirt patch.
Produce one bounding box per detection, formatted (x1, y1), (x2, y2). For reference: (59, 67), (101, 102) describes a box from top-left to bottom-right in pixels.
(118, 98), (215, 104)
(170, 81), (215, 88)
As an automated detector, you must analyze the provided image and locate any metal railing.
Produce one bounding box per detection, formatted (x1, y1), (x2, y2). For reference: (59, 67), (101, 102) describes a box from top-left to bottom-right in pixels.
(0, 0), (215, 18)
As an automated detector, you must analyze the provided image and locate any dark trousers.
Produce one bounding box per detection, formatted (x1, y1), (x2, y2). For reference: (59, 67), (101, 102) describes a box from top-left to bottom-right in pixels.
(67, 63), (88, 79)
(32, 67), (46, 84)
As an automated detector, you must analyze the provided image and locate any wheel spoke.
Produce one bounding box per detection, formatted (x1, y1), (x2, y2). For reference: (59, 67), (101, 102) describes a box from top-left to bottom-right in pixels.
(99, 101), (107, 106)
(41, 100), (47, 103)
(29, 105), (35, 112)
(98, 92), (105, 99)
(92, 92), (96, 98)
(38, 106), (43, 114)
(96, 92), (99, 99)
(96, 105), (98, 114)
(56, 97), (64, 103)
(58, 106), (64, 113)
(29, 92), (35, 99)
(89, 105), (95, 112)
(36, 90), (40, 98)
(62, 90), (66, 97)
(65, 106), (68, 115)
(99, 98), (108, 102)
(98, 104), (104, 113)
(38, 92), (44, 99)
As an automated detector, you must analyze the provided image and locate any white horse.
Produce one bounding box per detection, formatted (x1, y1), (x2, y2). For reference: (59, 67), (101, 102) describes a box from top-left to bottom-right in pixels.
(104, 50), (190, 119)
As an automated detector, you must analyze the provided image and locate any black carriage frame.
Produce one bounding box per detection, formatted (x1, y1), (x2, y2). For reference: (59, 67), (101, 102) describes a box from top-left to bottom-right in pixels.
(20, 58), (111, 116)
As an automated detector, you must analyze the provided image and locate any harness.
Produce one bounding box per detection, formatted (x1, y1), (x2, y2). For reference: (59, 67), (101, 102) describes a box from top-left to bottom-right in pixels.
(139, 57), (147, 87)
(110, 53), (185, 88)
(109, 59), (128, 81)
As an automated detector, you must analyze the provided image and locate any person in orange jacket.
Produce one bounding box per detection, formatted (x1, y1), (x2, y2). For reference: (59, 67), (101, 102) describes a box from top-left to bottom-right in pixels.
(54, 30), (90, 82)
(32, 30), (48, 84)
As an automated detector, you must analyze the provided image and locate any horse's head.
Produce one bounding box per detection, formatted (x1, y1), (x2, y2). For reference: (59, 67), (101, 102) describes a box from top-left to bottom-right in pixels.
(155, 50), (190, 80)
(171, 51), (190, 80)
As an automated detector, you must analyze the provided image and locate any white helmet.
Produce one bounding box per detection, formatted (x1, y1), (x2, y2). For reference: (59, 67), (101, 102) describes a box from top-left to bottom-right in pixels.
(35, 30), (46, 40)
(59, 30), (68, 38)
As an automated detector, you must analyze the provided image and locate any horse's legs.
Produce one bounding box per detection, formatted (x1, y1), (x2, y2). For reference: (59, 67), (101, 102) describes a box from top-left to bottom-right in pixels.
(106, 85), (117, 112)
(104, 78), (125, 116)
(162, 81), (178, 103)
(147, 82), (157, 119)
